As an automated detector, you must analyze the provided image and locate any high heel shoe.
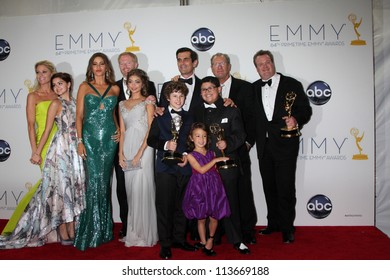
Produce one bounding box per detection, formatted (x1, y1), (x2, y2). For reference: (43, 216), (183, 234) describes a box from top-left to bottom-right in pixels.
(60, 238), (73, 246)
(202, 235), (216, 256)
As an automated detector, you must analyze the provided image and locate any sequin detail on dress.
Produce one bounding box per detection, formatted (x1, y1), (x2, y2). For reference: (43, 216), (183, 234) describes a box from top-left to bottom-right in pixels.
(74, 84), (117, 251)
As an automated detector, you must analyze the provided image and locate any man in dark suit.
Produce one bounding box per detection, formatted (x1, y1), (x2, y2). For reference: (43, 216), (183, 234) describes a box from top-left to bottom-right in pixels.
(211, 52), (258, 245)
(147, 81), (196, 259)
(114, 51), (156, 240)
(193, 76), (250, 254)
(252, 50), (312, 243)
(158, 47), (203, 116)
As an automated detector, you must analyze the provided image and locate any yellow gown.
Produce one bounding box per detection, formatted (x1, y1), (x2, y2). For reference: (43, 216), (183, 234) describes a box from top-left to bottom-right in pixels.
(1, 101), (57, 235)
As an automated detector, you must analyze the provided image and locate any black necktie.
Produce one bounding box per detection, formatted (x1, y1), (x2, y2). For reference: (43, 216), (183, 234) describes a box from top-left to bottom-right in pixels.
(179, 77), (193, 85)
(261, 79), (272, 87)
(171, 109), (183, 116)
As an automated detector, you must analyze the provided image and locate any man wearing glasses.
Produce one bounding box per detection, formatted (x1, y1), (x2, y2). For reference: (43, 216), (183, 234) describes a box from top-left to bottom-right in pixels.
(210, 53), (258, 245)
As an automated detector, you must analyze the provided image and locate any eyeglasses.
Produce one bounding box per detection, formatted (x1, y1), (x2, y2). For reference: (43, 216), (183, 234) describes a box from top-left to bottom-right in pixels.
(201, 86), (217, 93)
(212, 62), (226, 67)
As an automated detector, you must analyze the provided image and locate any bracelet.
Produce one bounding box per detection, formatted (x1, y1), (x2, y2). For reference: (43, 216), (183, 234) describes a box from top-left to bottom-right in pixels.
(77, 138), (83, 144)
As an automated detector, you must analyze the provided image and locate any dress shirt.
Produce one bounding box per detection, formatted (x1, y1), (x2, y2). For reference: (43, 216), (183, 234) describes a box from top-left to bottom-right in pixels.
(180, 75), (194, 111)
(122, 78), (129, 99)
(220, 76), (232, 99)
(204, 103), (217, 109)
(261, 73), (280, 121)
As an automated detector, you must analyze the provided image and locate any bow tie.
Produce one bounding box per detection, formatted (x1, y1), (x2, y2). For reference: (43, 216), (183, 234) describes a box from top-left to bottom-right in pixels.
(261, 79), (272, 87)
(170, 109), (183, 115)
(204, 103), (217, 109)
(179, 77), (193, 85)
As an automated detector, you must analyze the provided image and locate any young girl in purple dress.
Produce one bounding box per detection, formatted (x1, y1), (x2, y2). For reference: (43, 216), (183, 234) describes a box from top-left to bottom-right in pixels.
(182, 122), (231, 256)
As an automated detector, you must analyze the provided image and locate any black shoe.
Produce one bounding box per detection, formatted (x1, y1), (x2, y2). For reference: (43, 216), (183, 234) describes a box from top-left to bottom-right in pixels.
(194, 242), (205, 249)
(282, 231), (295, 244)
(234, 242), (250, 254)
(258, 228), (279, 235)
(172, 242), (197, 251)
(159, 247), (172, 259)
(119, 230), (126, 239)
(203, 247), (217, 256)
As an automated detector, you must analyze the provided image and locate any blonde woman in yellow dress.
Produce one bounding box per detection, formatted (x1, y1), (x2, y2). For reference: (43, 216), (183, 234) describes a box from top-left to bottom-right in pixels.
(1, 60), (58, 236)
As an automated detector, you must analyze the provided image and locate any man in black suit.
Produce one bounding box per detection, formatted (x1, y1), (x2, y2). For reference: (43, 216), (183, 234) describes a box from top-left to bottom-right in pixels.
(114, 51), (156, 240)
(193, 76), (250, 254)
(158, 47), (203, 116)
(252, 50), (312, 243)
(147, 81), (196, 259)
(211, 53), (258, 245)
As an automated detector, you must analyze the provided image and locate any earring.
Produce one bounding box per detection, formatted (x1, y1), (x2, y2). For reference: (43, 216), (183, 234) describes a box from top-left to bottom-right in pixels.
(90, 72), (94, 80)
(105, 71), (109, 79)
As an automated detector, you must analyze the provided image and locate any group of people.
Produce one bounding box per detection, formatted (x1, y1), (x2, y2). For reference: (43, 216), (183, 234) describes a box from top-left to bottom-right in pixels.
(0, 47), (312, 259)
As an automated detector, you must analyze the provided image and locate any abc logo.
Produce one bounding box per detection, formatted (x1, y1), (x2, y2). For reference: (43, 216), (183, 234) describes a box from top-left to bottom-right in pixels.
(307, 194), (332, 219)
(306, 80), (332, 105)
(0, 140), (11, 162)
(0, 39), (11, 61)
(191, 27), (215, 52)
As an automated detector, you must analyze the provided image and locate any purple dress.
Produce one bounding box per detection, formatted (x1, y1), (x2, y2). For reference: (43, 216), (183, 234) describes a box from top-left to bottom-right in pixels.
(182, 150), (231, 220)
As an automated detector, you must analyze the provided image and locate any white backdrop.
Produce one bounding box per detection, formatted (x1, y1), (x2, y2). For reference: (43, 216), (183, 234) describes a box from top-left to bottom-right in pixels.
(0, 0), (375, 226)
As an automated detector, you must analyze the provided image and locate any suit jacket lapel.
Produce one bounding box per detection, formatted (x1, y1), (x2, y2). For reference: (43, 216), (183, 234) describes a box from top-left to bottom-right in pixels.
(229, 77), (238, 100)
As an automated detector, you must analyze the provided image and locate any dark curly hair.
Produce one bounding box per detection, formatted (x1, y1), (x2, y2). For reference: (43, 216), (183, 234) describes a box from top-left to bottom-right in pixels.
(163, 81), (189, 100)
(85, 52), (116, 85)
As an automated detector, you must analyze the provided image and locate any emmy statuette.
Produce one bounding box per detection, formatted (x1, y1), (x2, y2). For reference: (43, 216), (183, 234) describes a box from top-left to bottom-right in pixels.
(162, 115), (184, 164)
(209, 123), (237, 169)
(280, 92), (301, 138)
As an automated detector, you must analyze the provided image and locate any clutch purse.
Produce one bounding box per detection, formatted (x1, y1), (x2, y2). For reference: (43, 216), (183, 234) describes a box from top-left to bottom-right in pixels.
(122, 159), (142, 172)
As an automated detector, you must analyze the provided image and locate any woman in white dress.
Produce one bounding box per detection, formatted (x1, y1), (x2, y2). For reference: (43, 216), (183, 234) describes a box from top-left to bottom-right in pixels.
(118, 69), (158, 247)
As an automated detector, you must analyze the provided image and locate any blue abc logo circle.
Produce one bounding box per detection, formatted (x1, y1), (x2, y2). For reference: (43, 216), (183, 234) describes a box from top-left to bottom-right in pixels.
(0, 39), (11, 61)
(307, 194), (332, 219)
(191, 27), (215, 52)
(306, 80), (332, 105)
(0, 139), (11, 162)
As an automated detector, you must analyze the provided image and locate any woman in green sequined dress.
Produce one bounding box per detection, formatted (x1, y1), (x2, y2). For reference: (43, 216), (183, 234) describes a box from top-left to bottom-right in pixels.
(74, 53), (120, 250)
(1, 61), (57, 236)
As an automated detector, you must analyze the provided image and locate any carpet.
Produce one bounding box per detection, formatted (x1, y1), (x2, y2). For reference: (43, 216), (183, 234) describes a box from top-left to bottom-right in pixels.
(1, 220), (389, 260)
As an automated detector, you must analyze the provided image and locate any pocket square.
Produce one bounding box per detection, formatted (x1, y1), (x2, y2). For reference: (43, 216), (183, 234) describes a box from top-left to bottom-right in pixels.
(221, 118), (228, 123)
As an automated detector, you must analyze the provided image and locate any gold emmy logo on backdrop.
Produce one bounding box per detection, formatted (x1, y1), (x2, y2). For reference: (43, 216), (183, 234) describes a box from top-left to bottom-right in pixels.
(348, 13), (366, 46)
(232, 72), (247, 81)
(350, 127), (368, 160)
(24, 80), (33, 93)
(25, 182), (33, 191)
(124, 22), (140, 52)
(280, 92), (301, 138)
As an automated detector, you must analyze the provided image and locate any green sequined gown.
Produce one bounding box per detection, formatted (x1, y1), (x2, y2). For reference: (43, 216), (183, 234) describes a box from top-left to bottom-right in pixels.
(74, 84), (117, 251)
